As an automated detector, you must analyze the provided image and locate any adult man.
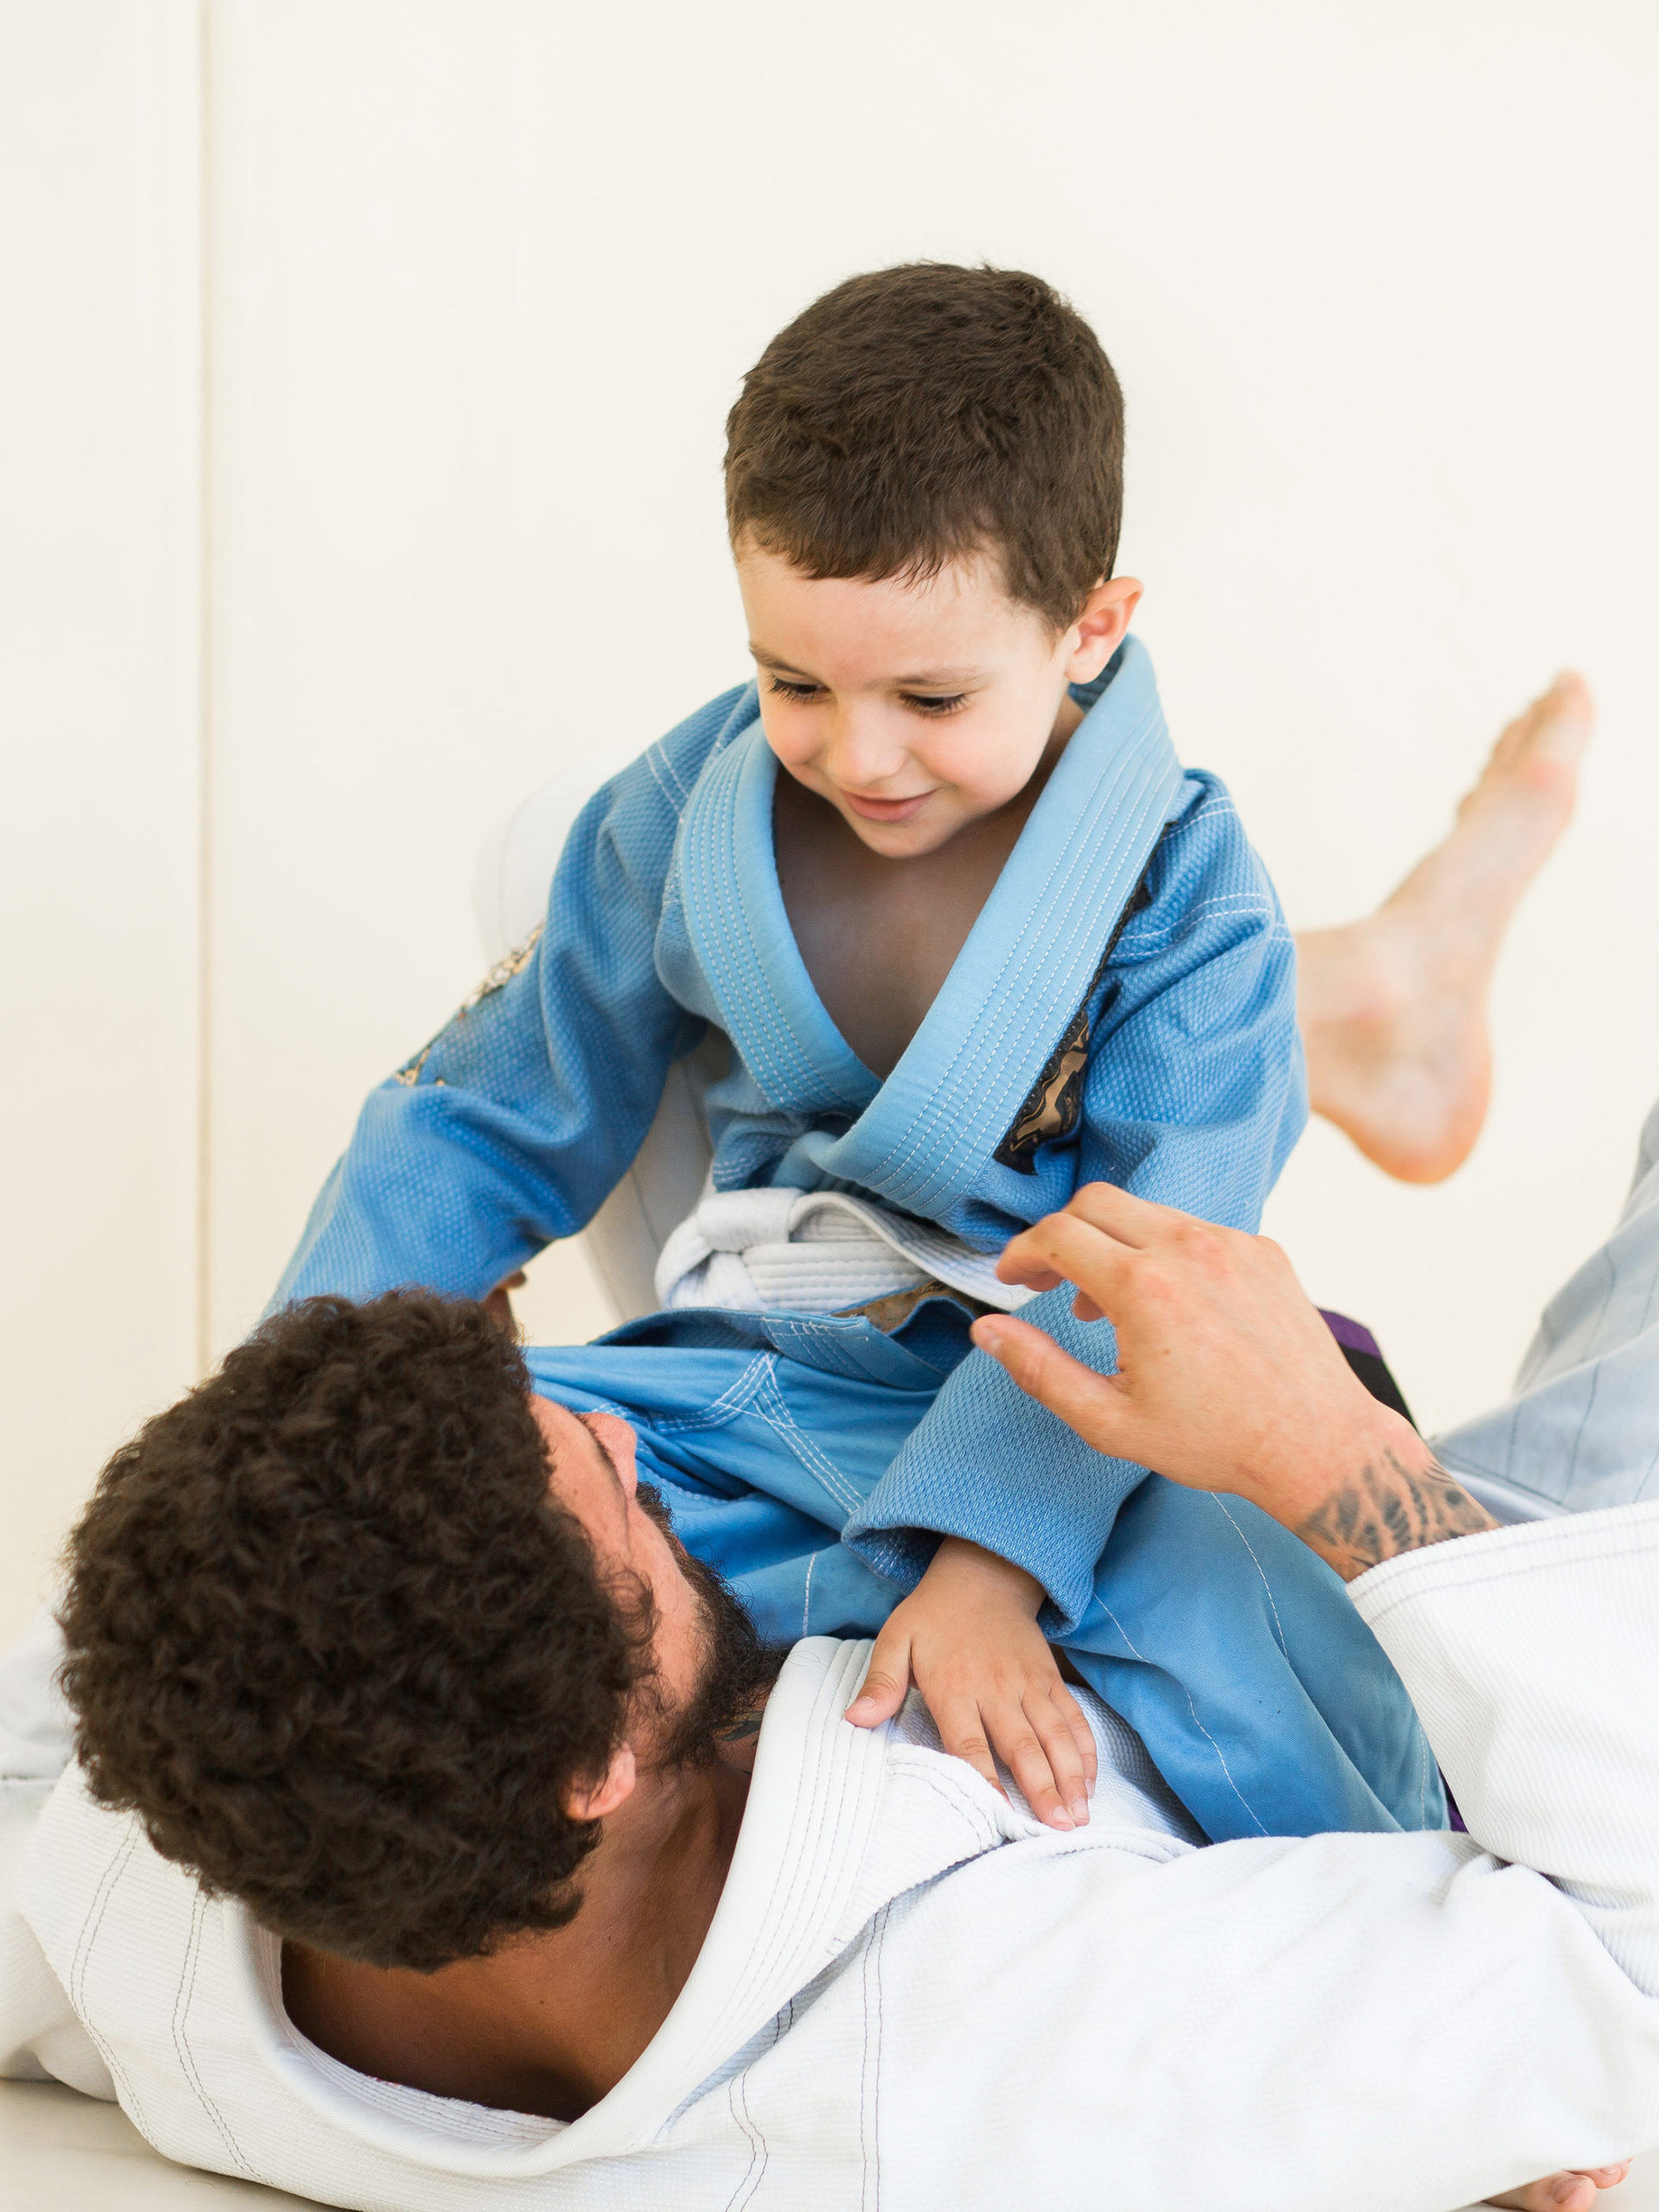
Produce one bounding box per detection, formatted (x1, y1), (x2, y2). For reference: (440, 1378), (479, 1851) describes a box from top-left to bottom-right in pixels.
(3, 1090), (1658, 2210)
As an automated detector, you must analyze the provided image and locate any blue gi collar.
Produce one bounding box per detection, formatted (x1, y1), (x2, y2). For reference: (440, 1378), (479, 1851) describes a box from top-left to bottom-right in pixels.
(677, 635), (1185, 1217)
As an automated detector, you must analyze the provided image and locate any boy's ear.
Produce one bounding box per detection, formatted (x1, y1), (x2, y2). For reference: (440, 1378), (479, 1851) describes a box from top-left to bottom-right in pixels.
(1063, 576), (1143, 683)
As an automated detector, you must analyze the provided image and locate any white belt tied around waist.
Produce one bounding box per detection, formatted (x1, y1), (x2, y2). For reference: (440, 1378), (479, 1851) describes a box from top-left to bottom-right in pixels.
(652, 1181), (1037, 1317)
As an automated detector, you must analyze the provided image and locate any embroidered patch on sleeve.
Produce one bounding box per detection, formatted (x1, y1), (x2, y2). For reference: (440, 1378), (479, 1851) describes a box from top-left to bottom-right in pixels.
(394, 922), (544, 1087)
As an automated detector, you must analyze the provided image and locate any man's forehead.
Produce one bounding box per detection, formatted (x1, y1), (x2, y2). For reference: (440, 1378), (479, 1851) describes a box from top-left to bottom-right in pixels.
(528, 1390), (589, 1472)
(530, 1393), (624, 1496)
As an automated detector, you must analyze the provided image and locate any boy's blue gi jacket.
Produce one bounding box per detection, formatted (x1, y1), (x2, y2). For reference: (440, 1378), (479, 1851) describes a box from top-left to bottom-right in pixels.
(276, 640), (1443, 1841)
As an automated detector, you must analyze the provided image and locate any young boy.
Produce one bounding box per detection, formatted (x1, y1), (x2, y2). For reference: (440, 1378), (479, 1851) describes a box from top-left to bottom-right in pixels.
(276, 264), (1436, 1844)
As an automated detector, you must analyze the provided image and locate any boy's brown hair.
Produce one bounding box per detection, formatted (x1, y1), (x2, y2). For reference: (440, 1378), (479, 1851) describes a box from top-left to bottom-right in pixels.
(724, 263), (1124, 632)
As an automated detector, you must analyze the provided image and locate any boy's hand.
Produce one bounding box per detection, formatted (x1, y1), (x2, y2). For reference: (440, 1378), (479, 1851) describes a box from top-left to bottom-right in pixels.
(845, 1537), (1097, 1831)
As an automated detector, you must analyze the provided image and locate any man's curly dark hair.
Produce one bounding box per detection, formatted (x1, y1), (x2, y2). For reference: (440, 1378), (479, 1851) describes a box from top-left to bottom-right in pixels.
(58, 1293), (648, 1973)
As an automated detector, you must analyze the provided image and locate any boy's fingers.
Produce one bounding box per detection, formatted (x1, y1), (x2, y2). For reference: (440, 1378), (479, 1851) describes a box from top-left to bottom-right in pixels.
(846, 1627), (913, 1728)
(1052, 1681), (1099, 1789)
(972, 1694), (1070, 1828)
(1000, 1730), (1070, 1827)
(976, 1693), (1087, 1831)
(935, 1699), (1007, 1799)
(1026, 1693), (1092, 1827)
(972, 1318), (1143, 1460)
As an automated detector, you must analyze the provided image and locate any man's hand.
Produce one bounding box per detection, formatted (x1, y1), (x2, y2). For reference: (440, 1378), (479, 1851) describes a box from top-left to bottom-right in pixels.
(972, 1184), (1497, 1581)
(844, 1536), (1098, 1831)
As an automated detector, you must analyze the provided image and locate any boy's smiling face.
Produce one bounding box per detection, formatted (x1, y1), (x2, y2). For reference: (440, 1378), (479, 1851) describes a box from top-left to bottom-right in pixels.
(735, 541), (1142, 859)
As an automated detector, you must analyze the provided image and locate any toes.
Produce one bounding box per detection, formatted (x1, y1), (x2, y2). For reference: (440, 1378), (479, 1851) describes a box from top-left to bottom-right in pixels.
(1488, 671), (1594, 778)
(1517, 671), (1596, 768)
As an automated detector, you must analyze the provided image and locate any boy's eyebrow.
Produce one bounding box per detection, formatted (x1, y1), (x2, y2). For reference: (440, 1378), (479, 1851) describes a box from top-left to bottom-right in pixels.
(748, 643), (984, 687)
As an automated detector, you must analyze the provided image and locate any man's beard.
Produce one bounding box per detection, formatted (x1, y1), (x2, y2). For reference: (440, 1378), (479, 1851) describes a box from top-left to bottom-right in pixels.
(633, 1482), (784, 1770)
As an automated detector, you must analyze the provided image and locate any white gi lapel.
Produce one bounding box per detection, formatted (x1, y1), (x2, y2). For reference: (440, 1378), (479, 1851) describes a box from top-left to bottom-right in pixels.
(220, 1639), (919, 2177)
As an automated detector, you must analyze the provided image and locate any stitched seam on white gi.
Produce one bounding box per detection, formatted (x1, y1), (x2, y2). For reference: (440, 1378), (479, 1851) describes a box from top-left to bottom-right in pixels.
(859, 1905), (890, 2210)
(751, 1700), (851, 2014)
(68, 1824), (150, 2139)
(750, 1363), (864, 1518)
(172, 1888), (260, 2182)
(723, 2066), (769, 2209)
(1208, 1497), (1290, 1658)
(1096, 1600), (1268, 1836)
(899, 1764), (1003, 1850)
(1357, 1524), (1659, 1626)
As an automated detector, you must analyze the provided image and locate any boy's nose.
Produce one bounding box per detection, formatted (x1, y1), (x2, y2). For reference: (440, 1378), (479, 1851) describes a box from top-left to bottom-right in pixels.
(823, 707), (914, 792)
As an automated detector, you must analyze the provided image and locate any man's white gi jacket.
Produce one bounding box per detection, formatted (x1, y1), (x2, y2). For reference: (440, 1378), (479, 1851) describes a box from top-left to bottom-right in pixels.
(3, 1505), (1659, 2212)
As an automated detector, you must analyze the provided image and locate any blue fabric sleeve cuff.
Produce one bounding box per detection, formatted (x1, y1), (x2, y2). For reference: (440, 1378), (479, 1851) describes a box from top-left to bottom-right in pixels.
(842, 1282), (1149, 1633)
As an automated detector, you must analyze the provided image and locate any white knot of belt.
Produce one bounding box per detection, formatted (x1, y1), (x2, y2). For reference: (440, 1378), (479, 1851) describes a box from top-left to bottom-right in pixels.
(652, 1182), (1034, 1318)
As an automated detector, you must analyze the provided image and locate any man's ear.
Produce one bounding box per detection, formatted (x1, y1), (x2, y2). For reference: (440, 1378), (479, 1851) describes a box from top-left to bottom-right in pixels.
(564, 1742), (637, 1822)
(1063, 575), (1143, 684)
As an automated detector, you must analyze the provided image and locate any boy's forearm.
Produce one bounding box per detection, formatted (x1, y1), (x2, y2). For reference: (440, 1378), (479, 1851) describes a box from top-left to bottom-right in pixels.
(843, 1285), (1150, 1632)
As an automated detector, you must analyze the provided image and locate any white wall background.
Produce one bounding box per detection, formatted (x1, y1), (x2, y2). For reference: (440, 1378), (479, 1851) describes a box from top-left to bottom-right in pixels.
(4, 0), (1657, 1644)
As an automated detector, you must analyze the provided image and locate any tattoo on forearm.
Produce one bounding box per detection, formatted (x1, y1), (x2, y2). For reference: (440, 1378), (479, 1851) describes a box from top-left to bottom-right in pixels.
(1295, 1448), (1497, 1578)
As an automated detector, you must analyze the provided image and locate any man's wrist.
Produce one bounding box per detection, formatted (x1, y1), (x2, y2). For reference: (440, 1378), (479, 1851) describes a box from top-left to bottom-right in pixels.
(1274, 1414), (1498, 1582)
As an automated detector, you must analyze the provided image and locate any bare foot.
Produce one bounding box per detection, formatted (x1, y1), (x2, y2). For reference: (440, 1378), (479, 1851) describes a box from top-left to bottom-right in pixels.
(1297, 673), (1594, 1183)
(1486, 2159), (1630, 2211)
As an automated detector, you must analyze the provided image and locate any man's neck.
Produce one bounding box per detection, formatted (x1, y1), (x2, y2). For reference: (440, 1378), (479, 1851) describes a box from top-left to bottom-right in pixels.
(283, 1754), (752, 2122)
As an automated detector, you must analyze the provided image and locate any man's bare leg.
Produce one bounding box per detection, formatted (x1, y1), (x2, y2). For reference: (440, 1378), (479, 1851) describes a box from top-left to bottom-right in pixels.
(1298, 674), (1594, 1183)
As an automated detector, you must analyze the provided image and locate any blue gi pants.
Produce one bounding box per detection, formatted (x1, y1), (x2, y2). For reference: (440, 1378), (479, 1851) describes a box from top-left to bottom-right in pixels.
(525, 1302), (1445, 1846)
